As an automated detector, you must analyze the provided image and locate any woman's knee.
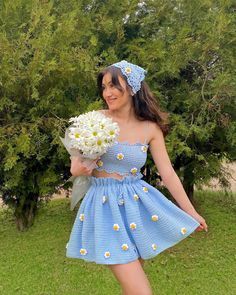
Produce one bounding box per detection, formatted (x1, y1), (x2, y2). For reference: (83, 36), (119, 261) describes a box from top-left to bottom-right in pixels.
(108, 260), (152, 295)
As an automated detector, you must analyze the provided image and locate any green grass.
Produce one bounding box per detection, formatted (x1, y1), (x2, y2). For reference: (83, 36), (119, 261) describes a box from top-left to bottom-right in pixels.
(0, 191), (236, 295)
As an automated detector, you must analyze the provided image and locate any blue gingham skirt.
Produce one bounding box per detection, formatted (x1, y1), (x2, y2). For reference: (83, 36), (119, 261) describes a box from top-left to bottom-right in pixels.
(66, 175), (200, 265)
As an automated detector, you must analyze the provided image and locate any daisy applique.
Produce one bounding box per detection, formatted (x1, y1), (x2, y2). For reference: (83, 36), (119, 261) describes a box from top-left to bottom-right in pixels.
(102, 195), (108, 204)
(130, 223), (137, 230)
(104, 251), (111, 258)
(125, 67), (132, 74)
(130, 167), (138, 175)
(133, 194), (139, 201)
(79, 213), (85, 221)
(143, 186), (149, 193)
(97, 159), (103, 167)
(113, 224), (120, 231)
(80, 248), (87, 255)
(181, 227), (187, 235)
(121, 244), (129, 251)
(117, 195), (125, 206)
(141, 145), (148, 153)
(118, 199), (125, 205)
(116, 153), (124, 160)
(151, 215), (159, 222)
(152, 244), (157, 251)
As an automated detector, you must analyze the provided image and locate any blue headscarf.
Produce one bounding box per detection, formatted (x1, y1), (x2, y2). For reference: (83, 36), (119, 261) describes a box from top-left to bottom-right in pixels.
(111, 60), (147, 94)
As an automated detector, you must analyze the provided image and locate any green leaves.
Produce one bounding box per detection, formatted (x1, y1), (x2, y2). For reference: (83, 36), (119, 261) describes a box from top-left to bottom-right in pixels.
(4, 153), (20, 171)
(0, 0), (235, 229)
(15, 128), (31, 156)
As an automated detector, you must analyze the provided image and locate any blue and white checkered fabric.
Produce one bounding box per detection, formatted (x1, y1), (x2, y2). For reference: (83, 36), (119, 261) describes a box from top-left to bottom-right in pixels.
(66, 142), (200, 265)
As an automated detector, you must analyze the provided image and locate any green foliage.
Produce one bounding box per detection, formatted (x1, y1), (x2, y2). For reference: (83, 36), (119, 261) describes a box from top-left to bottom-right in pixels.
(0, 0), (102, 229)
(126, 0), (236, 195)
(0, 0), (235, 229)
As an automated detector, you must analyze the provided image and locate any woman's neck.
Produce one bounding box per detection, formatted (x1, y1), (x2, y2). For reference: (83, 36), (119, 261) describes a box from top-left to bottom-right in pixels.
(107, 107), (136, 124)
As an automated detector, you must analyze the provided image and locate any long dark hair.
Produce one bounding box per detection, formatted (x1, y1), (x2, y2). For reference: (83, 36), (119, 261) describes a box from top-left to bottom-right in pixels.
(97, 66), (170, 136)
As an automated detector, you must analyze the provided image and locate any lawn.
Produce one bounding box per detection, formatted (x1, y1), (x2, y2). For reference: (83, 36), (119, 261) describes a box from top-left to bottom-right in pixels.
(0, 191), (235, 295)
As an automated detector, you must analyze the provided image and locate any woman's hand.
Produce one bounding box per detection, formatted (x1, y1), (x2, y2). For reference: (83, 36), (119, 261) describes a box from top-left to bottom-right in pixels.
(70, 156), (99, 177)
(185, 209), (208, 232)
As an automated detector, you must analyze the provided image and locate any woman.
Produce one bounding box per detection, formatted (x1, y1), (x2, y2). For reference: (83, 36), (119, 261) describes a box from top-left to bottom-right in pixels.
(67, 60), (208, 295)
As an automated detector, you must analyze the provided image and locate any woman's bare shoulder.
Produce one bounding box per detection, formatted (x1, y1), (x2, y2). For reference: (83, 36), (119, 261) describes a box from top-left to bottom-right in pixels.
(146, 121), (163, 143)
(148, 121), (162, 132)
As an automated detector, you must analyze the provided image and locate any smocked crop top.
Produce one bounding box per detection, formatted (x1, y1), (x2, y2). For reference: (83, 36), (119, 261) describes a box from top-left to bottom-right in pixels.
(94, 140), (149, 178)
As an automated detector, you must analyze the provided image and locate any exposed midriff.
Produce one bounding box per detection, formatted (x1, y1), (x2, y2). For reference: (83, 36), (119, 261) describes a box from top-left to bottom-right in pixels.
(92, 169), (128, 180)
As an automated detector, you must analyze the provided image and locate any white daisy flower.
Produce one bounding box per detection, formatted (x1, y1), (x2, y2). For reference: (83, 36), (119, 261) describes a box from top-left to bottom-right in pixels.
(80, 248), (87, 255)
(141, 145), (148, 152)
(104, 251), (111, 258)
(79, 214), (85, 221)
(102, 195), (108, 204)
(143, 186), (148, 192)
(130, 167), (138, 175)
(121, 244), (129, 251)
(116, 153), (124, 160)
(68, 127), (81, 139)
(151, 215), (159, 222)
(118, 198), (125, 206)
(181, 227), (187, 235)
(133, 194), (139, 201)
(130, 223), (137, 230)
(125, 67), (132, 74)
(97, 159), (103, 167)
(113, 224), (120, 231)
(152, 244), (157, 251)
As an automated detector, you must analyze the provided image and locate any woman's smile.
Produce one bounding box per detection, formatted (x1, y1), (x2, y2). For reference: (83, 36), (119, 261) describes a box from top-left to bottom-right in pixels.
(107, 97), (117, 104)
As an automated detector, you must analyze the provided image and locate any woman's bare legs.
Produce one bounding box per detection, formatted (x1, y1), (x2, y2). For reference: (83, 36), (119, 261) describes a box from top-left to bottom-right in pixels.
(108, 259), (152, 295)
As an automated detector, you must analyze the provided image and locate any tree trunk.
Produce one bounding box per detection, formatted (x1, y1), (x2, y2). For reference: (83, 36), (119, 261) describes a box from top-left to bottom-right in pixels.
(14, 196), (38, 231)
(182, 163), (195, 204)
(183, 181), (194, 201)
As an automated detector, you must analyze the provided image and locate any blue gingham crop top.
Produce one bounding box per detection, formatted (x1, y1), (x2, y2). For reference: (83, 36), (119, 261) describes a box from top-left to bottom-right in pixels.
(94, 122), (149, 178)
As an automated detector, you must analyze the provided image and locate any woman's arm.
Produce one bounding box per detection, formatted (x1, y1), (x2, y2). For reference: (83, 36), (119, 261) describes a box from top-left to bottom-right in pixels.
(149, 123), (208, 232)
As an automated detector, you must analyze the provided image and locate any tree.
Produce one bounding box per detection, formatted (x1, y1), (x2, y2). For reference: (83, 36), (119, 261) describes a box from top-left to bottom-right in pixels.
(123, 0), (236, 199)
(0, 0), (101, 230)
(0, 0), (139, 230)
(0, 0), (235, 230)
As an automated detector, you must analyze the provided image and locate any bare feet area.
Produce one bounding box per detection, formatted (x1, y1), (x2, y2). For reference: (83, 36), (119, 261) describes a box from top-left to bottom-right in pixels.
(1, 163), (235, 207)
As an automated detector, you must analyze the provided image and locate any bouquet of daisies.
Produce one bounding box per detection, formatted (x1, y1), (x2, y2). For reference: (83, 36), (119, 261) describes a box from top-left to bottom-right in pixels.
(60, 110), (119, 210)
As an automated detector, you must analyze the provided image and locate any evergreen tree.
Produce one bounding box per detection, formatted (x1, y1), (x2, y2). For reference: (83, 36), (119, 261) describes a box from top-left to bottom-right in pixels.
(0, 0), (101, 230)
(123, 0), (236, 198)
(0, 0), (235, 230)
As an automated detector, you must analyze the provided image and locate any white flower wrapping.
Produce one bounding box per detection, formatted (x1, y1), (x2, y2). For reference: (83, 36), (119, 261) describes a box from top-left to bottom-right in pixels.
(60, 110), (120, 210)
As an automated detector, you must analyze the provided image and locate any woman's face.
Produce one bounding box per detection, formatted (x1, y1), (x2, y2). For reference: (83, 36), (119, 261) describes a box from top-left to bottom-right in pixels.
(102, 72), (132, 111)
